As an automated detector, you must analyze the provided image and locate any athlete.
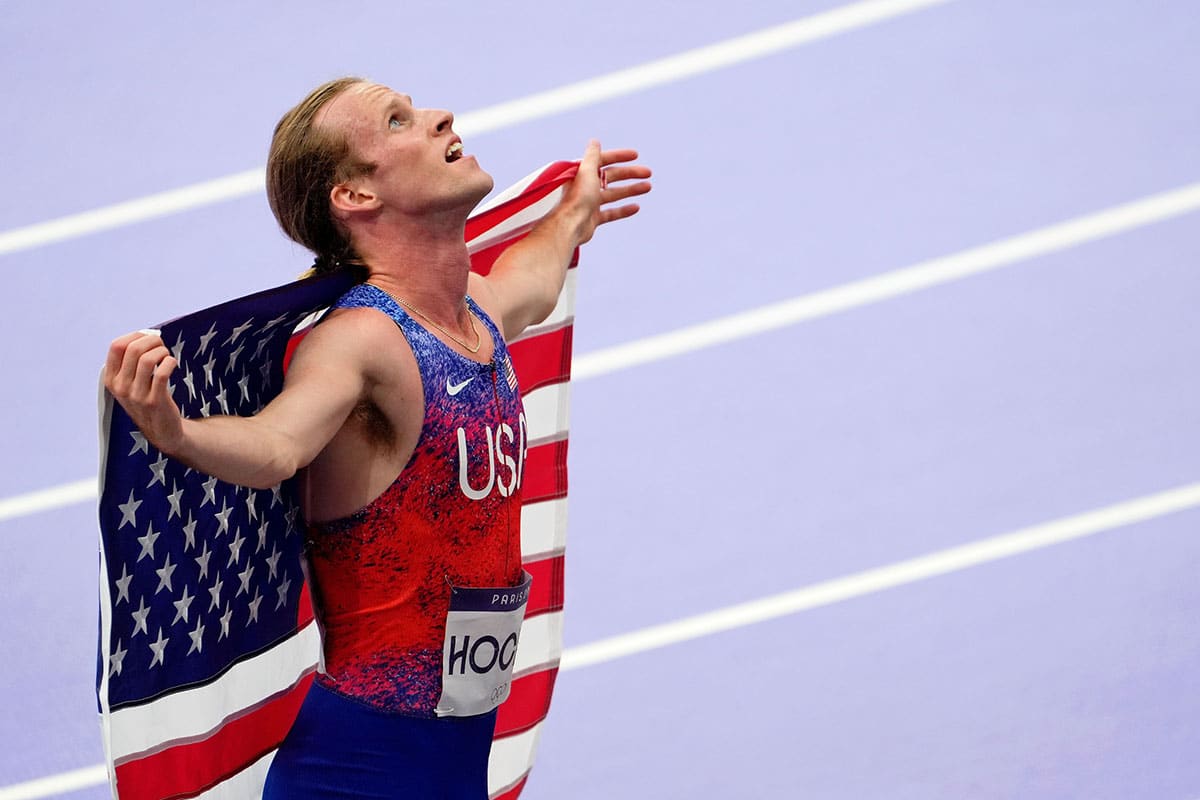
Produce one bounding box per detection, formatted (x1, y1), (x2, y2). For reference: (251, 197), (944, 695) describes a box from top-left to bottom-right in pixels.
(103, 77), (651, 798)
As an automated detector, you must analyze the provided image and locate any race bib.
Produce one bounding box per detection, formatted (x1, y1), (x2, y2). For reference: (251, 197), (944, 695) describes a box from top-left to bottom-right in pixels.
(435, 570), (532, 718)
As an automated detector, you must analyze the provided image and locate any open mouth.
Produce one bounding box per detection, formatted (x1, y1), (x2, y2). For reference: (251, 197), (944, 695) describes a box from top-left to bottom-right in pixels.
(446, 142), (464, 163)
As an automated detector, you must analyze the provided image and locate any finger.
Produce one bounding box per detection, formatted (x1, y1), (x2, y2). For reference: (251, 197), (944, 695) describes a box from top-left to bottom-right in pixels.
(598, 148), (639, 166)
(105, 332), (144, 385)
(598, 203), (642, 225)
(601, 180), (653, 203)
(115, 334), (165, 391)
(151, 356), (179, 404)
(134, 345), (171, 399)
(598, 165), (653, 183)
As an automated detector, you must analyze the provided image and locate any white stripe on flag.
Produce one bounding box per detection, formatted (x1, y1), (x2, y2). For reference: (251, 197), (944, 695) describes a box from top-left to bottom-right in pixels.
(513, 611), (563, 677)
(109, 623), (319, 760)
(520, 498), (568, 561)
(522, 383), (570, 444)
(192, 751), (277, 800)
(474, 164), (556, 215)
(487, 723), (543, 797)
(467, 190), (567, 253)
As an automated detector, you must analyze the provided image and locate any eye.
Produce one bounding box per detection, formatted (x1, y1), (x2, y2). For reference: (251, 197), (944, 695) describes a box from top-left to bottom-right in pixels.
(389, 116), (401, 130)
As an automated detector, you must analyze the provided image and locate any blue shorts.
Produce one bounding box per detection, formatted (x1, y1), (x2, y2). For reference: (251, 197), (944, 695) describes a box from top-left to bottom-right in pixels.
(263, 681), (497, 799)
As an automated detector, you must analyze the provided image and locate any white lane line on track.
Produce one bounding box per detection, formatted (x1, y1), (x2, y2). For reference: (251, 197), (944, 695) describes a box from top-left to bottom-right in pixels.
(562, 481), (1200, 670)
(0, 479), (96, 524)
(0, 765), (108, 800)
(574, 180), (1200, 379)
(0, 0), (953, 258)
(4, 480), (1198, 799)
(3, 178), (1200, 526)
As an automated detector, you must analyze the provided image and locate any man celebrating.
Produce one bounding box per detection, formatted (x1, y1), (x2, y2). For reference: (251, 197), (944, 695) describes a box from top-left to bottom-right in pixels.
(103, 77), (651, 798)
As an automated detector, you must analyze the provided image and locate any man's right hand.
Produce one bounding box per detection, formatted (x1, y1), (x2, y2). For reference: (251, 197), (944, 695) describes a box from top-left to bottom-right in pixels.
(103, 330), (184, 455)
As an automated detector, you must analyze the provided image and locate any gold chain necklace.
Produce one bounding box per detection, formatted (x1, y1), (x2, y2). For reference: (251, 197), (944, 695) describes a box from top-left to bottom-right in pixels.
(370, 284), (482, 354)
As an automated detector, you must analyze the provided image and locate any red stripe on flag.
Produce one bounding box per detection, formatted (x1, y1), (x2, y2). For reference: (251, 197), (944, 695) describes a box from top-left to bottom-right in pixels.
(491, 773), (531, 800)
(523, 554), (564, 618)
(113, 672), (315, 800)
(470, 230), (579, 276)
(510, 327), (572, 395)
(495, 667), (559, 738)
(282, 330), (309, 373)
(522, 440), (568, 505)
(469, 238), (518, 277)
(296, 579), (314, 627)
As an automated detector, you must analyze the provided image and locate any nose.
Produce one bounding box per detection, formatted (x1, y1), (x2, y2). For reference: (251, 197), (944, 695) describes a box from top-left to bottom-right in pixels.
(432, 108), (454, 134)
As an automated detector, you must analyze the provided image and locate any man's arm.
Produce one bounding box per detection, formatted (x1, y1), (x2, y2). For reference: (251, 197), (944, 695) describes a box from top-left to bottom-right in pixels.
(474, 141), (652, 341)
(103, 311), (381, 489)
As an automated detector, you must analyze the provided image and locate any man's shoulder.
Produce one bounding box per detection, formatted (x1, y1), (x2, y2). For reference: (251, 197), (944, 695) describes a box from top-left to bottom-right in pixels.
(299, 304), (402, 353)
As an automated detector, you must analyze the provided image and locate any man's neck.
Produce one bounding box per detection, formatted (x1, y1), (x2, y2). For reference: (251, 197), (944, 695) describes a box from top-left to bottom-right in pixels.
(353, 212), (475, 324)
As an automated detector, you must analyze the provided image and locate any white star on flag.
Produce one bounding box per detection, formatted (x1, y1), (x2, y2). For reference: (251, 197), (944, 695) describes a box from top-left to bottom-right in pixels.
(109, 640), (127, 677)
(171, 586), (195, 625)
(148, 628), (170, 668)
(136, 524), (160, 562)
(196, 322), (218, 355)
(227, 531), (246, 568)
(114, 565), (133, 605)
(154, 554), (176, 594)
(187, 619), (206, 656)
(208, 576), (224, 612)
(214, 501), (233, 535)
(130, 598), (150, 636)
(275, 574), (292, 610)
(194, 540), (212, 580)
(118, 490), (142, 530)
(170, 333), (186, 363)
(147, 453), (169, 488)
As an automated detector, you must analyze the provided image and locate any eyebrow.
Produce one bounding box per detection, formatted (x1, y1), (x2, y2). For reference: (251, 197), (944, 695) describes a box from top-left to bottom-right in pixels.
(383, 93), (414, 119)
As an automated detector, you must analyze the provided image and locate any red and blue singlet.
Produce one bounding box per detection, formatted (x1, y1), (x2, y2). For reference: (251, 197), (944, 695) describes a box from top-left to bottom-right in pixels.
(264, 284), (527, 799)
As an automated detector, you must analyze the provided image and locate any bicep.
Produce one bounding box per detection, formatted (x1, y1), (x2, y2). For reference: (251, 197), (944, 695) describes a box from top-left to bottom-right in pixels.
(250, 318), (373, 469)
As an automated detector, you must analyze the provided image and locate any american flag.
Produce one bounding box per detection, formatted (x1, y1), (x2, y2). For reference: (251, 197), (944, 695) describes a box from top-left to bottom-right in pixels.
(97, 162), (580, 799)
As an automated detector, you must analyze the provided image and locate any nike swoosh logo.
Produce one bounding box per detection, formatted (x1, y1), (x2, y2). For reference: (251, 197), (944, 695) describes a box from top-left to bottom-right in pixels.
(447, 377), (474, 396)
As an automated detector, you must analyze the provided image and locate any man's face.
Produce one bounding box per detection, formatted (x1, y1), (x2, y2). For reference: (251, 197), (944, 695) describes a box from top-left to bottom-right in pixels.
(318, 82), (494, 218)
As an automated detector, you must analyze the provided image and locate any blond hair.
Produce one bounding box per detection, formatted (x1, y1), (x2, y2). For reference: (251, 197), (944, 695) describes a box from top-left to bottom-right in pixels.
(266, 77), (376, 276)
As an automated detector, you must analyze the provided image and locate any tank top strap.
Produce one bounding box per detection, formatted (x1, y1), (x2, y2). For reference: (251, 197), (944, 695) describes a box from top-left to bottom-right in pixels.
(332, 283), (429, 345)
(331, 284), (505, 400)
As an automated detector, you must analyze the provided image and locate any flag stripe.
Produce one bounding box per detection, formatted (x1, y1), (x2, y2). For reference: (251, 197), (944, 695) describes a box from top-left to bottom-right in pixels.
(295, 581), (313, 628)
(508, 327), (572, 395)
(521, 382), (570, 444)
(487, 725), (543, 797)
(114, 673), (314, 800)
(522, 554), (565, 618)
(521, 440), (569, 505)
(467, 178), (565, 244)
(110, 624), (321, 759)
(466, 163), (579, 247)
(490, 775), (530, 800)
(512, 612), (563, 677)
(192, 753), (276, 800)
(494, 668), (558, 738)
(519, 498), (567, 560)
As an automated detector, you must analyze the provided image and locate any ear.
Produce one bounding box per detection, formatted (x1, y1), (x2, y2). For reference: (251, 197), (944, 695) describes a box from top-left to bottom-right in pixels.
(329, 180), (381, 218)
